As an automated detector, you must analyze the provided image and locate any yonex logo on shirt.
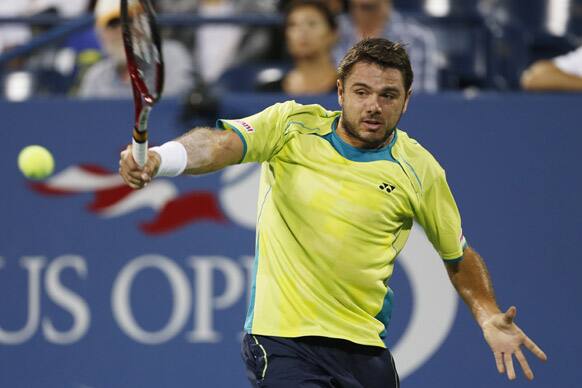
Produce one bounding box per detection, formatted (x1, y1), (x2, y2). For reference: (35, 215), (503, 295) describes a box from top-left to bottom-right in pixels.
(379, 182), (396, 193)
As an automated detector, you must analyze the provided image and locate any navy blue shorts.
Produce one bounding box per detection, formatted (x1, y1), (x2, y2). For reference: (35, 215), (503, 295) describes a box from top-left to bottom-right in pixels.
(241, 334), (400, 388)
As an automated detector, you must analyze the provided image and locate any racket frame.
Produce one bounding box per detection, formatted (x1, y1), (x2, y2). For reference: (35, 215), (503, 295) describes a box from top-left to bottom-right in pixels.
(120, 0), (164, 167)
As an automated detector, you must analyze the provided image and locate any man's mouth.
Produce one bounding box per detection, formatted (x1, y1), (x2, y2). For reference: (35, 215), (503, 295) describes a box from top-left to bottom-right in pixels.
(362, 119), (383, 130)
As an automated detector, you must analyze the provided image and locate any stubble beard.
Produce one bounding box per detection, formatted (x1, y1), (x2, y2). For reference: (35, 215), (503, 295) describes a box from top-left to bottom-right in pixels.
(341, 109), (400, 150)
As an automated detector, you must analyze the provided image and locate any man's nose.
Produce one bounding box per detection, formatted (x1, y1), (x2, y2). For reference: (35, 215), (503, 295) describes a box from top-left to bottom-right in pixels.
(366, 95), (382, 113)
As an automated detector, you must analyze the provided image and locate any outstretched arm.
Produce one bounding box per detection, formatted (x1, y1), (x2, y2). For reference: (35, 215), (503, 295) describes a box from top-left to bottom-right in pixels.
(520, 60), (582, 91)
(445, 247), (547, 380)
(176, 127), (244, 175)
(119, 127), (243, 189)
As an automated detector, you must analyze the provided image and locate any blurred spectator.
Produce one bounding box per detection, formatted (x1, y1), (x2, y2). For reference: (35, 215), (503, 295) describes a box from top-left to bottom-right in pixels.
(158, 0), (279, 13)
(194, 0), (277, 84)
(258, 0), (337, 94)
(195, 0), (245, 83)
(334, 0), (440, 92)
(0, 3), (32, 57)
(37, 0), (90, 16)
(324, 0), (347, 15)
(280, 0), (347, 15)
(0, 1), (88, 55)
(521, 46), (582, 92)
(78, 0), (193, 98)
(1, 0), (91, 99)
(156, 0), (200, 13)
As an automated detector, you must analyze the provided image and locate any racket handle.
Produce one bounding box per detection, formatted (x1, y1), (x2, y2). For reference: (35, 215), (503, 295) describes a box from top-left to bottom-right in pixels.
(132, 138), (148, 167)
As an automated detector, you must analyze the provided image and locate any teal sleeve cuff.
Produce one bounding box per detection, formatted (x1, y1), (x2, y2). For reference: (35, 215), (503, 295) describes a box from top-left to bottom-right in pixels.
(442, 240), (468, 264)
(443, 256), (464, 264)
(216, 119), (248, 164)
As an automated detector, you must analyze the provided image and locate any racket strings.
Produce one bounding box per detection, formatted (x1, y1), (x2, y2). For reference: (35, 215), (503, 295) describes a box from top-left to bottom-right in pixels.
(127, 0), (161, 96)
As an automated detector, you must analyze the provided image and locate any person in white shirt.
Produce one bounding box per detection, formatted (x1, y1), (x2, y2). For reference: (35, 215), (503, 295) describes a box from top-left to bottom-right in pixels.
(520, 46), (582, 91)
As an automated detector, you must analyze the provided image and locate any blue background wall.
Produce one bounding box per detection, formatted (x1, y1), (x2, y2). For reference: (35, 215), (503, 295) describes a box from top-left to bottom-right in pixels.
(1, 93), (581, 387)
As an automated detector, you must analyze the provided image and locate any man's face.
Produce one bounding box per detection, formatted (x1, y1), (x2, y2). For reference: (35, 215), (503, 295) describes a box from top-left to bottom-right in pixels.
(350, 0), (391, 30)
(337, 61), (411, 149)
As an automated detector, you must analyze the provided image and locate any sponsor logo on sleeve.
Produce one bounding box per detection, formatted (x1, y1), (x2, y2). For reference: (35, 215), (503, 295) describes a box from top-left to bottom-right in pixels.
(235, 120), (254, 133)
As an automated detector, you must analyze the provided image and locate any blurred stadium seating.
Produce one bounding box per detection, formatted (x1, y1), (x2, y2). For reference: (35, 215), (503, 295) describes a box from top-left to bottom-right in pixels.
(0, 0), (581, 99)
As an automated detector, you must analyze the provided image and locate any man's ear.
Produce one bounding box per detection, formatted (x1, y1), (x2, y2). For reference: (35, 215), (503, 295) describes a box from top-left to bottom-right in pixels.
(337, 79), (343, 107)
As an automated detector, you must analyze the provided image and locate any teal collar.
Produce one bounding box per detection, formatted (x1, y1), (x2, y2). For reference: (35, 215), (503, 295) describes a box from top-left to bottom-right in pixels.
(321, 116), (397, 163)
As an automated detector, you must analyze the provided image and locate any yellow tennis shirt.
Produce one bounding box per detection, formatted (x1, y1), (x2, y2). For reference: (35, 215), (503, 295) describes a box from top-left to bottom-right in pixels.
(217, 101), (467, 348)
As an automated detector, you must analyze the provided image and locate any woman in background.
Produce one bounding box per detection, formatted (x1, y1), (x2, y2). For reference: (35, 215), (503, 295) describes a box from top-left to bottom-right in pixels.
(259, 0), (338, 95)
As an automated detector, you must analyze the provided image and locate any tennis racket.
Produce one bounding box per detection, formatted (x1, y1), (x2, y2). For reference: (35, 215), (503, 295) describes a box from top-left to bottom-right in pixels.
(120, 0), (164, 167)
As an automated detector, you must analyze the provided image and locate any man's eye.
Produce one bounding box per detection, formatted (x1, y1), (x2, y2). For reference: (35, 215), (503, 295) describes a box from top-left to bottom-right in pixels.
(355, 90), (366, 96)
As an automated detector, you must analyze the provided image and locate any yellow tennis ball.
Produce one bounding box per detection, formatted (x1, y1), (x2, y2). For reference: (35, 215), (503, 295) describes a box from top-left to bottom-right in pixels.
(17, 145), (55, 180)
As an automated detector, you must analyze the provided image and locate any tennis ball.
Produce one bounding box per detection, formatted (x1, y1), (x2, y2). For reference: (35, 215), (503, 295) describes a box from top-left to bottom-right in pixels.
(17, 145), (55, 180)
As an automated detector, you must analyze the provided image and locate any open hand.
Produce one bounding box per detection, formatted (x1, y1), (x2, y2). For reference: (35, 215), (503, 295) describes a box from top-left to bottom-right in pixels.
(482, 306), (547, 380)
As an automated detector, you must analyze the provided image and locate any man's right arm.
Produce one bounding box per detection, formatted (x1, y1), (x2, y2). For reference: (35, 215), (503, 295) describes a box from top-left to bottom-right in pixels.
(177, 127), (244, 174)
(119, 127), (243, 189)
(520, 60), (582, 91)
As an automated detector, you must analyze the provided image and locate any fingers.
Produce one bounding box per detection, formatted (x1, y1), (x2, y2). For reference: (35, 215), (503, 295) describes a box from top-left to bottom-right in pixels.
(121, 145), (138, 169)
(119, 166), (146, 189)
(143, 151), (160, 180)
(494, 352), (504, 374)
(504, 352), (516, 380)
(523, 334), (548, 361)
(515, 349), (534, 380)
(504, 306), (517, 324)
(119, 145), (151, 189)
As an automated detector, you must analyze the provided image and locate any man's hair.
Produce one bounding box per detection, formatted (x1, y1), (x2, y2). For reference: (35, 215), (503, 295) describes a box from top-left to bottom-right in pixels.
(283, 0), (338, 31)
(337, 38), (413, 91)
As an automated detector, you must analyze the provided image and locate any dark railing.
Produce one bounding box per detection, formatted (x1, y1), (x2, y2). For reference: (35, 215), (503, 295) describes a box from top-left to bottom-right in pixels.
(0, 16), (94, 67)
(0, 14), (284, 67)
(0, 13), (284, 27)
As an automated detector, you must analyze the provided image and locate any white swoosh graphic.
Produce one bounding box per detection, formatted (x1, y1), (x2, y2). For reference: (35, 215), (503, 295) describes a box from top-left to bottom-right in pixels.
(97, 180), (179, 218)
(46, 166), (123, 191)
(392, 224), (458, 379)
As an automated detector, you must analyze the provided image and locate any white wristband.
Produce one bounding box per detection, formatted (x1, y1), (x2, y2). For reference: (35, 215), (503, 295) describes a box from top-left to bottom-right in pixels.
(150, 141), (187, 177)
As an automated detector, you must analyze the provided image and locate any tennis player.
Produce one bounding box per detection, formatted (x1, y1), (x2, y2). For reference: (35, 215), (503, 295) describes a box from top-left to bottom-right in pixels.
(119, 38), (547, 387)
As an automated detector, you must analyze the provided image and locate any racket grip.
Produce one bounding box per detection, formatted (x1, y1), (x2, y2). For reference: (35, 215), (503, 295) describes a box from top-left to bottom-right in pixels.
(132, 138), (148, 167)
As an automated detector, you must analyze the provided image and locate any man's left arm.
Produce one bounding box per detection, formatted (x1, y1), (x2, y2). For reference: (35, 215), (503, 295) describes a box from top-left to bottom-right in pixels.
(445, 247), (548, 380)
